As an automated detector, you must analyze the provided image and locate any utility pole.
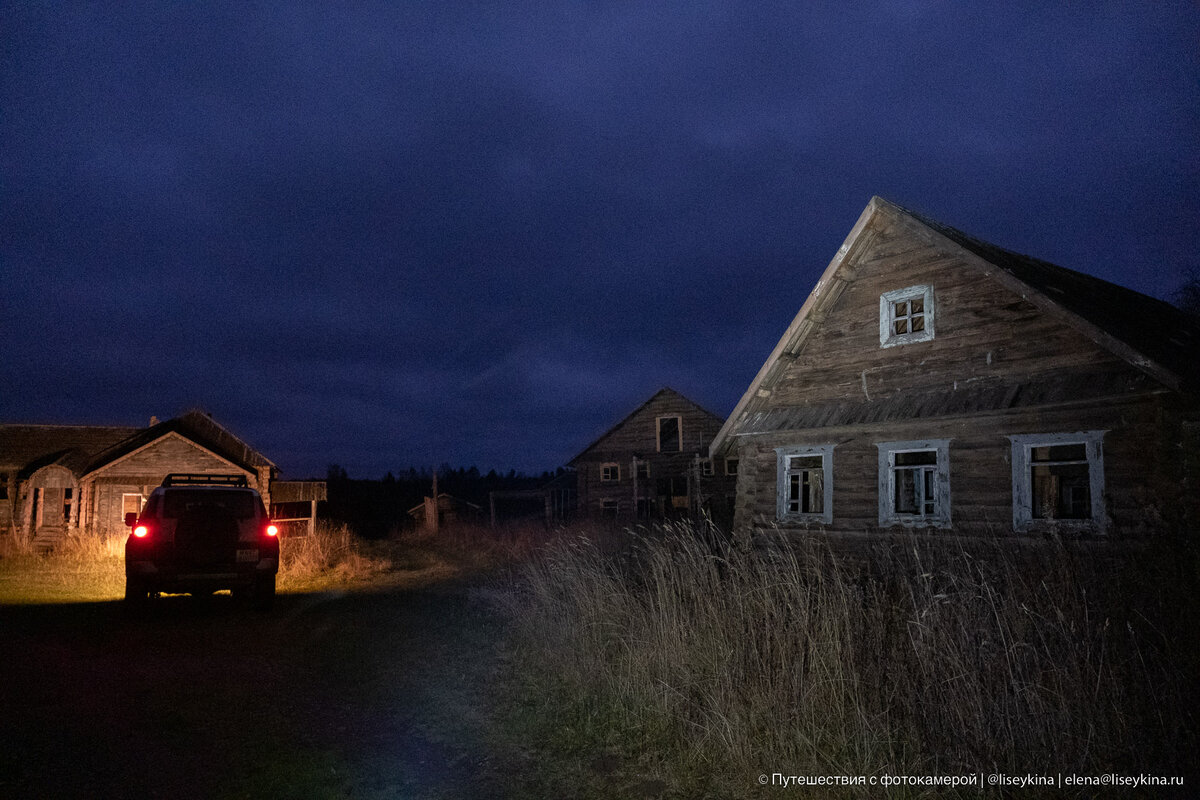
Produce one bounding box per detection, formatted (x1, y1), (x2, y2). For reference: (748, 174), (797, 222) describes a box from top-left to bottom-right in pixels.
(430, 467), (439, 534)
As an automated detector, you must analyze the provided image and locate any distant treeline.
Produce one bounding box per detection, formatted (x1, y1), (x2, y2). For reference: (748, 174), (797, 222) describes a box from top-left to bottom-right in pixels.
(321, 464), (564, 538)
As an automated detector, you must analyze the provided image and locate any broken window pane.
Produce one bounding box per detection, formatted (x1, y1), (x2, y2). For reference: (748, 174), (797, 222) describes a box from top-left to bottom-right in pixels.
(1031, 443), (1087, 462)
(787, 461), (823, 515)
(788, 474), (801, 513)
(895, 450), (937, 467)
(895, 468), (920, 514)
(804, 469), (824, 513)
(893, 449), (938, 517)
(1031, 462), (1090, 519)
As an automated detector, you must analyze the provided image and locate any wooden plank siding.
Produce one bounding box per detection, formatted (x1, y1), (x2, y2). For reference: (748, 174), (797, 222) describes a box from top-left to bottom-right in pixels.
(719, 199), (1199, 539)
(83, 434), (259, 533)
(2, 412), (280, 539)
(769, 220), (1137, 411)
(733, 395), (1172, 539)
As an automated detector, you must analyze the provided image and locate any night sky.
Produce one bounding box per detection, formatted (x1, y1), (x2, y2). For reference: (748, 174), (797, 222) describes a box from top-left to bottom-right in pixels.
(3, 3), (1198, 479)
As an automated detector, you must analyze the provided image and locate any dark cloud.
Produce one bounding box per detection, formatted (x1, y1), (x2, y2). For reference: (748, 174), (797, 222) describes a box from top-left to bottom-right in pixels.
(3, 2), (1198, 477)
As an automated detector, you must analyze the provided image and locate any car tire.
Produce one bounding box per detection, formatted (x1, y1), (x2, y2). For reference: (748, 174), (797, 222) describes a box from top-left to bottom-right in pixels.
(124, 576), (150, 607)
(252, 574), (276, 610)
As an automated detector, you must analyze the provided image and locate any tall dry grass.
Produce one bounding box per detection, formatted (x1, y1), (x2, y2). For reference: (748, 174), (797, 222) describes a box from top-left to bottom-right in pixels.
(0, 526), (127, 601)
(277, 520), (394, 586)
(499, 521), (1197, 796)
(0, 521), (397, 601)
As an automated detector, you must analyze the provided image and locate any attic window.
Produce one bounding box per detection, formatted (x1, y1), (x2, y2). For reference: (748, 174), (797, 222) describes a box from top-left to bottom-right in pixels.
(600, 463), (621, 483)
(657, 416), (681, 453)
(880, 285), (935, 348)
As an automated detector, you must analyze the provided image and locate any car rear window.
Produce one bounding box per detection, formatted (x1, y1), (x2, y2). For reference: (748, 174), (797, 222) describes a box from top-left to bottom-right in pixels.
(161, 490), (258, 520)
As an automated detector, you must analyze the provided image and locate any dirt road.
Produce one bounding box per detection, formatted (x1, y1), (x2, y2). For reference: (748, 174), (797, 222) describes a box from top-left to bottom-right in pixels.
(0, 582), (510, 799)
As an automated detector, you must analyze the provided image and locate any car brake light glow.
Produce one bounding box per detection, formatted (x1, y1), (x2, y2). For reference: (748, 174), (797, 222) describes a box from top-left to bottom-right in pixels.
(265, 524), (278, 537)
(133, 525), (149, 538)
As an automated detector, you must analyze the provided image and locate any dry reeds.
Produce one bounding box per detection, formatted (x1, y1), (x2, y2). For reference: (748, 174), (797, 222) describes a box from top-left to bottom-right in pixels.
(0, 520), (396, 601)
(499, 521), (1197, 796)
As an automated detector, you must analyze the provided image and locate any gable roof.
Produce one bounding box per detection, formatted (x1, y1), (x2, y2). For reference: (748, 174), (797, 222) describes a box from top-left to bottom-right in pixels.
(568, 387), (724, 465)
(711, 196), (1200, 456)
(909, 207), (1199, 385)
(87, 409), (275, 473)
(1, 410), (275, 480)
(0, 424), (141, 478)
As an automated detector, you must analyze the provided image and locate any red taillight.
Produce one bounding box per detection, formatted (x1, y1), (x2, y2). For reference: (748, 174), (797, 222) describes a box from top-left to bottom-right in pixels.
(133, 525), (149, 538)
(265, 524), (278, 537)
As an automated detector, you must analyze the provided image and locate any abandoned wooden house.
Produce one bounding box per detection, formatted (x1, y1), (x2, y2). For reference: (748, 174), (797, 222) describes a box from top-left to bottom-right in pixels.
(0, 410), (325, 547)
(570, 387), (736, 523)
(710, 197), (1200, 539)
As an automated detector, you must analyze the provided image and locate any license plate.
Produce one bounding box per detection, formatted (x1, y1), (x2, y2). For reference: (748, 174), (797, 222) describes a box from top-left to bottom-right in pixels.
(236, 549), (259, 563)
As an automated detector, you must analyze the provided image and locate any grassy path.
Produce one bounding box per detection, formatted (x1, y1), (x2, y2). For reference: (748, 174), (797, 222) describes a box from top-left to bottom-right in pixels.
(0, 580), (510, 799)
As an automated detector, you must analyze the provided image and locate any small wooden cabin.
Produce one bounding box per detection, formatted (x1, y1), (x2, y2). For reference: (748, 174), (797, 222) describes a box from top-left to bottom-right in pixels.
(710, 197), (1200, 540)
(0, 410), (322, 548)
(570, 388), (736, 523)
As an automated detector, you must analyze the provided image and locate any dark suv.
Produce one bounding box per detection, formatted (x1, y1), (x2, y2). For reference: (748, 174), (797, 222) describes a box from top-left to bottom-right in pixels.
(124, 474), (280, 608)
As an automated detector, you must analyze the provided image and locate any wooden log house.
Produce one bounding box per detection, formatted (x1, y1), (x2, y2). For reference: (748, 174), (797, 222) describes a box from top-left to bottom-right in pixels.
(570, 387), (736, 523)
(0, 410), (324, 548)
(710, 197), (1200, 539)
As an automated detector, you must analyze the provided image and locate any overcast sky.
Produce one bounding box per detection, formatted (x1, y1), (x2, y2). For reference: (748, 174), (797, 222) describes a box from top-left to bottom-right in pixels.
(3, 2), (1198, 479)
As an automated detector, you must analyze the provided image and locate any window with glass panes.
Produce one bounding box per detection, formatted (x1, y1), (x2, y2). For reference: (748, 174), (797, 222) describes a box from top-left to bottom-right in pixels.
(892, 450), (938, 517)
(1009, 432), (1105, 532)
(1030, 443), (1091, 519)
(879, 285), (935, 347)
(785, 455), (824, 515)
(877, 439), (951, 527)
(776, 445), (834, 523)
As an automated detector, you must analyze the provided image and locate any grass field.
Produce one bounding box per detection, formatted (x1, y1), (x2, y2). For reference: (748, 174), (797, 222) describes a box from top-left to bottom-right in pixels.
(4, 519), (1196, 797)
(495, 521), (1200, 798)
(0, 520), (468, 604)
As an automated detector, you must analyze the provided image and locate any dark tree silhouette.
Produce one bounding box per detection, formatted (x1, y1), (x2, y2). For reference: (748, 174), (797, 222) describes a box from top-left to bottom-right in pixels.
(1174, 271), (1200, 317)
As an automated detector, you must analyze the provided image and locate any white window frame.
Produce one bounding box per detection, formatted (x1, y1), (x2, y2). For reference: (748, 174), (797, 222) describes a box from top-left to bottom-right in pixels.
(880, 284), (935, 348)
(599, 498), (619, 517)
(724, 457), (739, 476)
(775, 445), (834, 524)
(877, 439), (951, 528)
(1009, 431), (1106, 534)
(656, 415), (682, 453)
(700, 458), (714, 477)
(600, 463), (621, 483)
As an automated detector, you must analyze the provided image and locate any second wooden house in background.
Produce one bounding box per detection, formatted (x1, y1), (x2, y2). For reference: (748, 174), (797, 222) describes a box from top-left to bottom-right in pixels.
(569, 388), (736, 525)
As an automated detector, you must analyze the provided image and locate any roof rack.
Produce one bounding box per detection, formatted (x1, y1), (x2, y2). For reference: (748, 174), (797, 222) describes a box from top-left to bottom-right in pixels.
(161, 473), (250, 488)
